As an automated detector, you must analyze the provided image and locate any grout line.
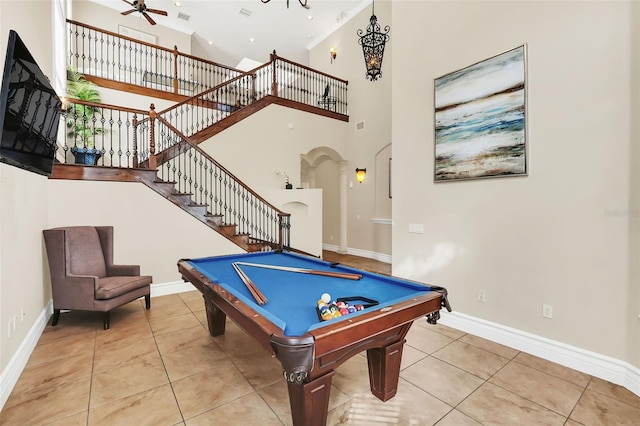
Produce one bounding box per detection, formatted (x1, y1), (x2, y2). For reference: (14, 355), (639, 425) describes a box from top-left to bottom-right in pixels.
(565, 377), (591, 424)
(85, 328), (98, 426)
(150, 317), (186, 425)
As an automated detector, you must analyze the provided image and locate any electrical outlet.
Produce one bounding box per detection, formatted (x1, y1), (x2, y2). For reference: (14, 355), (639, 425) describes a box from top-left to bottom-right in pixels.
(408, 224), (424, 234)
(478, 291), (486, 303)
(543, 304), (553, 319)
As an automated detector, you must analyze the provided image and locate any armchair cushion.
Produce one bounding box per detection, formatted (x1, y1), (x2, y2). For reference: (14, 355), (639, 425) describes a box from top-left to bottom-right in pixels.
(96, 275), (153, 300)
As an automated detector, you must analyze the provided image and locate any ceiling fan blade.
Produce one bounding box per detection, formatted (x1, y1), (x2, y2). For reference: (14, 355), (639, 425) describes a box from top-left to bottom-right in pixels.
(121, 9), (136, 16)
(121, 0), (134, 6)
(142, 12), (157, 25)
(145, 8), (168, 16)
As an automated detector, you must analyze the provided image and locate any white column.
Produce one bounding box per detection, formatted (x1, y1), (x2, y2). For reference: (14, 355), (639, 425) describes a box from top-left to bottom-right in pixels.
(338, 160), (348, 253)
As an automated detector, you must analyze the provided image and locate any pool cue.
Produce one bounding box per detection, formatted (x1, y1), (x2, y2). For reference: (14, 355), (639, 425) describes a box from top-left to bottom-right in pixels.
(234, 261), (363, 280)
(232, 263), (268, 305)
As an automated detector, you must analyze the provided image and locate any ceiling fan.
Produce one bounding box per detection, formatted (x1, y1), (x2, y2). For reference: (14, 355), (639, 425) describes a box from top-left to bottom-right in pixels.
(121, 0), (168, 25)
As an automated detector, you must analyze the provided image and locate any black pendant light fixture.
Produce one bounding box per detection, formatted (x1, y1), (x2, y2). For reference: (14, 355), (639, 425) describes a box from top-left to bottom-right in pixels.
(357, 0), (390, 81)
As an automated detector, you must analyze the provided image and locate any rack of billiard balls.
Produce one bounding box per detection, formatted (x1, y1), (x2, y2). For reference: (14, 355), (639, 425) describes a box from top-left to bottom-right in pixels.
(316, 293), (378, 321)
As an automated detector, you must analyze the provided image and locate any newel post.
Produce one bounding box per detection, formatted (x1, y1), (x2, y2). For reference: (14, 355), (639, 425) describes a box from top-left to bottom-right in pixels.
(173, 45), (179, 94)
(148, 103), (157, 169)
(270, 50), (278, 97)
(278, 213), (291, 250)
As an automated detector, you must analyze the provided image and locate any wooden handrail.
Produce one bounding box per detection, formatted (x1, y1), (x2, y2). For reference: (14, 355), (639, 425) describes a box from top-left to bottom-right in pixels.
(64, 98), (149, 116)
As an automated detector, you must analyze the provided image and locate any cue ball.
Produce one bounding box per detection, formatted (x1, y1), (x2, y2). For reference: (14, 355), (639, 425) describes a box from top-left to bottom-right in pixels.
(321, 293), (331, 303)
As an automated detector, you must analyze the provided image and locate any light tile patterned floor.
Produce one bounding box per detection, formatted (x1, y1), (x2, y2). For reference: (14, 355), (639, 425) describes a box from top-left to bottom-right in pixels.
(1, 252), (639, 425)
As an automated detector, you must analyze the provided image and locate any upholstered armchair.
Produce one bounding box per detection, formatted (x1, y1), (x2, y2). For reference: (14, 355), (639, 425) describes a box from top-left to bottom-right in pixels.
(43, 226), (152, 330)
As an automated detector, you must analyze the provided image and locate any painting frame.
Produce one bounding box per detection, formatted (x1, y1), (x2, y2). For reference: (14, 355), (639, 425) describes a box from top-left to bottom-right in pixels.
(434, 45), (528, 182)
(389, 158), (392, 198)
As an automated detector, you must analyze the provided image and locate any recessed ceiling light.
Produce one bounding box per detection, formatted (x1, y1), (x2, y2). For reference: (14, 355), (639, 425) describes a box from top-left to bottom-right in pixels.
(208, 41), (213, 45)
(249, 37), (255, 43)
(174, 2), (182, 7)
(307, 15), (313, 21)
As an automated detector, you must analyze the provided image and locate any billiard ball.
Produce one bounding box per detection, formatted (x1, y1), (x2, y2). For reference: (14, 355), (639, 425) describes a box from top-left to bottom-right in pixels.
(321, 293), (331, 304)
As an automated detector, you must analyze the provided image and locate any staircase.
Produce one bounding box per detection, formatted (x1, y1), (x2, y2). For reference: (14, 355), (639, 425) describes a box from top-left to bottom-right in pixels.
(54, 20), (349, 252)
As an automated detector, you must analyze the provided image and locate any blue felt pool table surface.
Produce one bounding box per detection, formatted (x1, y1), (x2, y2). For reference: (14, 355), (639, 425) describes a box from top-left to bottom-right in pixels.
(186, 251), (438, 336)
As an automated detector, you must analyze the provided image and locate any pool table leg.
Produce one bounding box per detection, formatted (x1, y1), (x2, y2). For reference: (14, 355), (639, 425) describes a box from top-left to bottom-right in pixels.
(202, 294), (226, 336)
(366, 339), (405, 401)
(287, 371), (335, 426)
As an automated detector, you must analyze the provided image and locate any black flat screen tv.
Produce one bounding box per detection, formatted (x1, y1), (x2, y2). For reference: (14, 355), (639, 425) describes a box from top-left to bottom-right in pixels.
(0, 30), (62, 177)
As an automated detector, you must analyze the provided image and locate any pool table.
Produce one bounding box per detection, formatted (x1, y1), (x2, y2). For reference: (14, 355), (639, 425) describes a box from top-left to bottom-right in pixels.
(177, 250), (450, 426)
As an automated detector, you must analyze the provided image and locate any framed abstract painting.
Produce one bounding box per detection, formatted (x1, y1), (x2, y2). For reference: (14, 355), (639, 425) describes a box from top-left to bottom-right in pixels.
(434, 45), (528, 182)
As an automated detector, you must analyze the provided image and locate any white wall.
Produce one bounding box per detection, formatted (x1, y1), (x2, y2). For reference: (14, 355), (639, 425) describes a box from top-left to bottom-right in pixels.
(262, 189), (323, 257)
(46, 180), (242, 283)
(392, 0), (639, 368)
(199, 104), (348, 193)
(0, 0), (55, 374)
(72, 0), (192, 54)
(308, 0), (392, 257)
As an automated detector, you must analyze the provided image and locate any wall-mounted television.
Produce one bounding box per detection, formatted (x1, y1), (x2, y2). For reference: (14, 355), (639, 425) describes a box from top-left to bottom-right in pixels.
(0, 30), (62, 177)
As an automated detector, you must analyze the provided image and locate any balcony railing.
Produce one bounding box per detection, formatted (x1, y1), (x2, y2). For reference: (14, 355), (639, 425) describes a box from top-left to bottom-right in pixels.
(67, 19), (243, 96)
(152, 51), (348, 146)
(59, 99), (150, 168)
(67, 20), (349, 115)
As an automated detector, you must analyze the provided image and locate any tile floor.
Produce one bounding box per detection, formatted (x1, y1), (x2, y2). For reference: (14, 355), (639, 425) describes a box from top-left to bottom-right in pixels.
(1, 252), (640, 425)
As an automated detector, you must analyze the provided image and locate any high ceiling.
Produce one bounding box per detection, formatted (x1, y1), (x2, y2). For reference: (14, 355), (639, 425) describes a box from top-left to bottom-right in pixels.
(93, 0), (370, 67)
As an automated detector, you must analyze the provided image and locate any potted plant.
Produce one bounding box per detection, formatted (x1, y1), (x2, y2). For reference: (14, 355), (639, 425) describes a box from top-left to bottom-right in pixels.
(66, 67), (104, 165)
(276, 171), (293, 189)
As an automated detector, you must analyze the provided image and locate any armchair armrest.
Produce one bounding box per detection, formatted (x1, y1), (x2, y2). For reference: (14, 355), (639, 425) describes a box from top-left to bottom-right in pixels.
(53, 274), (100, 310)
(107, 264), (141, 276)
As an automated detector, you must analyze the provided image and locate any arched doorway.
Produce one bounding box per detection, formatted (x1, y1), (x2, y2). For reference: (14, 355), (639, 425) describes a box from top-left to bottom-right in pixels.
(301, 147), (348, 253)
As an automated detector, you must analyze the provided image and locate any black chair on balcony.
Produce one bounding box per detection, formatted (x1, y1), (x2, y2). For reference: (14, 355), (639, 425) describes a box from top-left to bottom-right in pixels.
(317, 84), (337, 112)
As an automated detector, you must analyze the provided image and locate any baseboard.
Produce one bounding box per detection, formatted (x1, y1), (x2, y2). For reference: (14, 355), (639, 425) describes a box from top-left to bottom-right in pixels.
(438, 310), (640, 397)
(0, 281), (191, 411)
(322, 244), (392, 264)
(0, 300), (53, 411)
(150, 280), (194, 297)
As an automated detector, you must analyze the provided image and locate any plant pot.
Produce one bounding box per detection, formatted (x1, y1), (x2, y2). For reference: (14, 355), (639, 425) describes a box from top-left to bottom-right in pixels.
(285, 183), (293, 189)
(71, 147), (102, 165)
